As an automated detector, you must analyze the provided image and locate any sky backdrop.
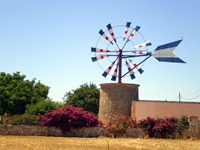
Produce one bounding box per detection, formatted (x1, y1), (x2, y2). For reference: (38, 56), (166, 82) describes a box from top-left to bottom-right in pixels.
(0, 0), (200, 102)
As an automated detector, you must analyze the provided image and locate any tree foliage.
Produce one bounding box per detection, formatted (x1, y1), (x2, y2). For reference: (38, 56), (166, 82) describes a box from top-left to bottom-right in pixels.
(0, 72), (49, 115)
(64, 83), (100, 115)
(26, 99), (63, 115)
(38, 105), (103, 132)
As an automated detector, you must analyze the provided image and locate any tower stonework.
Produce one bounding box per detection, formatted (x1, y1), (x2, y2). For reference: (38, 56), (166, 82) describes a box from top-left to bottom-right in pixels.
(99, 83), (139, 125)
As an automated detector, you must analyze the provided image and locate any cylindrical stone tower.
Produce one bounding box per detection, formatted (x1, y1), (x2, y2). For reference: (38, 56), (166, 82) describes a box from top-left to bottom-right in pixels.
(99, 83), (139, 125)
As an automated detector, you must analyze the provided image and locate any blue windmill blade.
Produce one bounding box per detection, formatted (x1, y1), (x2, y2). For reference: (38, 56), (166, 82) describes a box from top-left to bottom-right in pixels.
(99, 29), (113, 45)
(152, 39), (186, 63)
(111, 64), (118, 81)
(107, 23), (116, 43)
(102, 60), (116, 77)
(123, 22), (131, 41)
(125, 61), (135, 79)
(129, 59), (144, 74)
(91, 55), (108, 62)
(134, 41), (152, 49)
(91, 47), (110, 52)
(128, 26), (140, 41)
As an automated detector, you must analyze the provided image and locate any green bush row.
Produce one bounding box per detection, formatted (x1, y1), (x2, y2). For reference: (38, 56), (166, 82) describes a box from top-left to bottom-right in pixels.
(0, 114), (39, 125)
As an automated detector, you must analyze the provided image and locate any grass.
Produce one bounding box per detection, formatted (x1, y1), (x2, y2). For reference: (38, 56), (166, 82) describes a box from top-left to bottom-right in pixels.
(0, 136), (200, 150)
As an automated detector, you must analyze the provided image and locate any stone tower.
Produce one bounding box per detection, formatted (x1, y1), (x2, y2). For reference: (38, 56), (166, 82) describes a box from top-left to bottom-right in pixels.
(99, 83), (139, 125)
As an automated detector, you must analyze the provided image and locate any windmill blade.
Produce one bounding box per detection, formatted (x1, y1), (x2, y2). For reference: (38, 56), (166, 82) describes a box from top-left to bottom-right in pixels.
(91, 47), (110, 52)
(125, 61), (135, 79)
(134, 41), (152, 49)
(134, 50), (148, 55)
(107, 24), (116, 43)
(99, 29), (113, 45)
(123, 22), (131, 41)
(102, 60), (116, 77)
(111, 64), (118, 81)
(128, 26), (140, 41)
(129, 59), (144, 74)
(152, 39), (186, 63)
(91, 55), (108, 62)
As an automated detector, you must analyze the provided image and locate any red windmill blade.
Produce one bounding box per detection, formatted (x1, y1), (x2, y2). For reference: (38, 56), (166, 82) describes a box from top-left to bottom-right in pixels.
(111, 63), (119, 81)
(125, 61), (135, 79)
(91, 55), (108, 62)
(129, 59), (144, 74)
(134, 41), (152, 49)
(102, 60), (116, 77)
(107, 23), (116, 43)
(99, 29), (113, 45)
(123, 22), (131, 41)
(91, 47), (110, 52)
(127, 26), (140, 41)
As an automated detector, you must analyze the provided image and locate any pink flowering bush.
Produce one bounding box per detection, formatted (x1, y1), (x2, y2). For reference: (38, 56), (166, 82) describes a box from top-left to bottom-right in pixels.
(108, 114), (137, 138)
(137, 117), (156, 137)
(38, 105), (103, 132)
(138, 116), (188, 138)
(153, 117), (177, 138)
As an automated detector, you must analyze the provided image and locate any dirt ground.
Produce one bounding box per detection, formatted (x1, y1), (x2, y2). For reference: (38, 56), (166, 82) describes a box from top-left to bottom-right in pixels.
(0, 136), (200, 150)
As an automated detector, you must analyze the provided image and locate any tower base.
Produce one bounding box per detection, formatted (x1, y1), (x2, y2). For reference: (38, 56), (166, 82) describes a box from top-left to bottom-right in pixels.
(99, 83), (139, 125)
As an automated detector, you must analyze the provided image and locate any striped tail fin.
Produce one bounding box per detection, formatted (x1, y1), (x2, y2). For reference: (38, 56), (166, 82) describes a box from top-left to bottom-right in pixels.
(152, 39), (186, 63)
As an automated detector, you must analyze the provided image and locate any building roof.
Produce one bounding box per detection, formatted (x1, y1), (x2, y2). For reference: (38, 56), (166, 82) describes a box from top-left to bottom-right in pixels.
(138, 100), (200, 104)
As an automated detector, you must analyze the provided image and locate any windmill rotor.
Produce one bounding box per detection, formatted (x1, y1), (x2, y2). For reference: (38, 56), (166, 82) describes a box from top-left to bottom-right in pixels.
(91, 22), (185, 83)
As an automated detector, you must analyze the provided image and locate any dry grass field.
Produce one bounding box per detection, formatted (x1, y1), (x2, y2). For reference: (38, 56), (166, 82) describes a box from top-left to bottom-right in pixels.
(0, 136), (200, 150)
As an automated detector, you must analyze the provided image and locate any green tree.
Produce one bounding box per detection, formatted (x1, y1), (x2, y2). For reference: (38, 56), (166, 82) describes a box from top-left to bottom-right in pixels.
(64, 83), (100, 116)
(0, 72), (49, 115)
(26, 99), (63, 115)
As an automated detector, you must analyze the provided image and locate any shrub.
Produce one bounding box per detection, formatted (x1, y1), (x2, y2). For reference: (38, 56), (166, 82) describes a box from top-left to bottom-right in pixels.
(179, 116), (189, 130)
(2, 114), (39, 125)
(138, 116), (189, 138)
(153, 117), (177, 138)
(26, 99), (63, 115)
(138, 117), (157, 137)
(108, 114), (137, 138)
(38, 105), (103, 132)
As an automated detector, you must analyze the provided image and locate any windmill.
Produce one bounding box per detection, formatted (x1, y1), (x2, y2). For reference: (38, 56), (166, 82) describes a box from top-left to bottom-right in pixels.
(91, 22), (185, 83)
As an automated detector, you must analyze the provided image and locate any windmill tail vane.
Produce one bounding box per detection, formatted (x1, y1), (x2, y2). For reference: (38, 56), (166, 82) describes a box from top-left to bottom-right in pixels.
(152, 39), (186, 63)
(91, 22), (186, 83)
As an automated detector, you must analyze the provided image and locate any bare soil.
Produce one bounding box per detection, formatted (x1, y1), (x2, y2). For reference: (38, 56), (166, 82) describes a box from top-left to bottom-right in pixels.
(0, 136), (200, 150)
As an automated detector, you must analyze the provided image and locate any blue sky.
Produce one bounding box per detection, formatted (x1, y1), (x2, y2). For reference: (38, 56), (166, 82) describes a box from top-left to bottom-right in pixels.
(0, 0), (200, 102)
